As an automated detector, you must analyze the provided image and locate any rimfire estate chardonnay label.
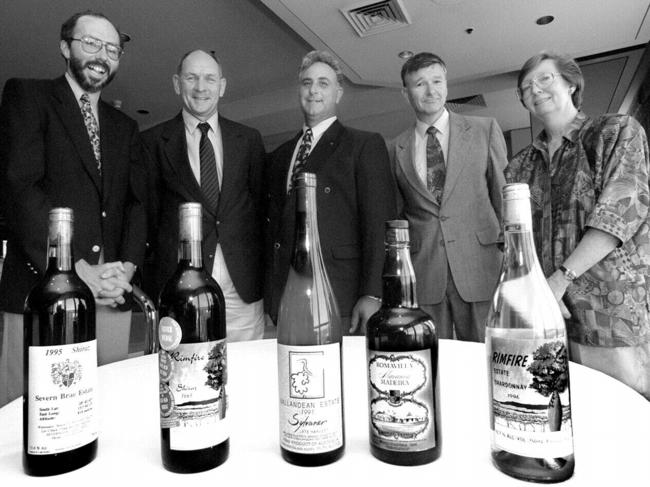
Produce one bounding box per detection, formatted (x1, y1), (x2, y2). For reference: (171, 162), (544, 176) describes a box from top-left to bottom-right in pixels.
(278, 343), (343, 454)
(487, 330), (573, 459)
(368, 350), (436, 452)
(27, 340), (98, 455)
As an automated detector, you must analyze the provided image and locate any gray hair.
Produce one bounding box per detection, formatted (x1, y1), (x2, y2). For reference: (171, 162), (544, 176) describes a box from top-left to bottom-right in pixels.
(298, 50), (344, 83)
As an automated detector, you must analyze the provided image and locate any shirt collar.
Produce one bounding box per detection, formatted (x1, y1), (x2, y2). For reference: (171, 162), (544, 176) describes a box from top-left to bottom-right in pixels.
(182, 110), (219, 135)
(532, 111), (588, 152)
(303, 116), (337, 140)
(65, 72), (100, 108)
(415, 108), (449, 139)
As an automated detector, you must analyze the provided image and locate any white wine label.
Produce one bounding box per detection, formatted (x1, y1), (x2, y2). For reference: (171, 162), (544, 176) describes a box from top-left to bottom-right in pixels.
(367, 349), (436, 452)
(27, 340), (98, 455)
(487, 330), (574, 458)
(277, 343), (343, 454)
(158, 316), (182, 351)
(159, 339), (228, 451)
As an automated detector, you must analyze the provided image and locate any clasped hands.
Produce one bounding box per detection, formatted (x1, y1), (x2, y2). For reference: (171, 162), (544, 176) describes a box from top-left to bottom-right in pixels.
(75, 259), (136, 307)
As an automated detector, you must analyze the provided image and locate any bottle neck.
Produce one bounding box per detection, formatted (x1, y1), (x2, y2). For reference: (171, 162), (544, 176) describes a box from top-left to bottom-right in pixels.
(46, 220), (73, 272)
(291, 184), (320, 273)
(382, 243), (418, 308)
(178, 241), (203, 268)
(502, 196), (544, 279)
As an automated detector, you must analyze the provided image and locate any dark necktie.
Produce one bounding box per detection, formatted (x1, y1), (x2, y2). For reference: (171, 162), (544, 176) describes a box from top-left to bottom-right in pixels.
(289, 128), (313, 192)
(198, 122), (220, 211)
(80, 93), (101, 173)
(426, 126), (445, 205)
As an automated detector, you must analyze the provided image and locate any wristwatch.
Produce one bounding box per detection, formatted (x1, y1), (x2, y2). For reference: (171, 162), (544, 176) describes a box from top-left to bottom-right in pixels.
(559, 265), (577, 281)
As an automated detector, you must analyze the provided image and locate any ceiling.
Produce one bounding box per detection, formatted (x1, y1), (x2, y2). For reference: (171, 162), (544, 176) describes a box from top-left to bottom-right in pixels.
(1, 0), (649, 150)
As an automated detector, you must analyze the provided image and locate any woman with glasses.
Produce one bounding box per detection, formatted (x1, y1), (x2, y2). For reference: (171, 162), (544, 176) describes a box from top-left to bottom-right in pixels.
(505, 51), (650, 400)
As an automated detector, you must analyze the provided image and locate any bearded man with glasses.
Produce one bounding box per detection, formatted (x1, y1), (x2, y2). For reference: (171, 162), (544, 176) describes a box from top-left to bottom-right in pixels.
(0, 11), (147, 406)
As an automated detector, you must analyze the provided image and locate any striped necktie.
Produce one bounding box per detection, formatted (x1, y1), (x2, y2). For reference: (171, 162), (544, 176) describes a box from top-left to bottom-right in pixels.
(198, 122), (220, 212)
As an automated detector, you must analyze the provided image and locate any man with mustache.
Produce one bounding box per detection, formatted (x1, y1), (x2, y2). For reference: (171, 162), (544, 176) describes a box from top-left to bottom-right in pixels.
(265, 50), (396, 335)
(390, 52), (507, 342)
(0, 11), (147, 405)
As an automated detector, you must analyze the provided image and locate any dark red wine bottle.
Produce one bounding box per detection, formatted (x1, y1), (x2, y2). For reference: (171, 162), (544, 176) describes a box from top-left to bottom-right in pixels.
(277, 172), (345, 466)
(366, 220), (441, 466)
(158, 202), (228, 473)
(23, 208), (98, 476)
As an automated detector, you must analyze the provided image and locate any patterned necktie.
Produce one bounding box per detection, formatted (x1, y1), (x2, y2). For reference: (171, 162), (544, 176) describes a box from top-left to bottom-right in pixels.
(80, 93), (101, 173)
(426, 126), (445, 205)
(289, 128), (313, 192)
(198, 122), (220, 212)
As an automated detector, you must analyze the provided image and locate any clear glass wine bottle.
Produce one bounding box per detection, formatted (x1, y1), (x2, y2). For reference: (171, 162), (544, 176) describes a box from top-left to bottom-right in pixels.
(486, 183), (575, 483)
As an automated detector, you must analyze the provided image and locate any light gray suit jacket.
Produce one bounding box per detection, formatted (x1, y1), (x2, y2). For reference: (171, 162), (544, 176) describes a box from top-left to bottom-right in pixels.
(389, 111), (507, 304)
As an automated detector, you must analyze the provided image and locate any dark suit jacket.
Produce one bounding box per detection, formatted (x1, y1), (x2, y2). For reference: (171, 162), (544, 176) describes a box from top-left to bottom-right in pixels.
(141, 113), (265, 303)
(265, 120), (397, 320)
(389, 112), (507, 304)
(0, 77), (147, 313)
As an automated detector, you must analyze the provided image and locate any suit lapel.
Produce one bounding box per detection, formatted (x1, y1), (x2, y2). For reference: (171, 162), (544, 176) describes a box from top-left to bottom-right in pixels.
(395, 127), (438, 208)
(98, 101), (117, 203)
(442, 112), (470, 205)
(219, 118), (243, 210)
(303, 120), (343, 175)
(51, 77), (102, 193)
(161, 114), (213, 214)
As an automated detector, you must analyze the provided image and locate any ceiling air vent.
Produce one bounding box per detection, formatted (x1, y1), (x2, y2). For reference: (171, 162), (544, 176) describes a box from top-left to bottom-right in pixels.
(341, 0), (412, 37)
(446, 94), (486, 113)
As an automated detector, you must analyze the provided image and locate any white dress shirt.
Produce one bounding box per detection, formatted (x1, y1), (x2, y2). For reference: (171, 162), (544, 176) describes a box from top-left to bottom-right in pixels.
(65, 72), (100, 120)
(181, 110), (223, 188)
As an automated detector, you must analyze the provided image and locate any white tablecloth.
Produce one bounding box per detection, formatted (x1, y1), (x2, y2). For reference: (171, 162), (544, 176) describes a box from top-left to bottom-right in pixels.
(1, 337), (648, 485)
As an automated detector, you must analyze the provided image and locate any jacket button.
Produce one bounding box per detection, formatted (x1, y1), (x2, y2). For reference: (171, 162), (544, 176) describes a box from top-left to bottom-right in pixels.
(102, 211), (107, 218)
(274, 242), (281, 250)
(440, 240), (445, 247)
(92, 245), (100, 253)
(216, 220), (221, 225)
(440, 215), (448, 221)
(324, 187), (331, 194)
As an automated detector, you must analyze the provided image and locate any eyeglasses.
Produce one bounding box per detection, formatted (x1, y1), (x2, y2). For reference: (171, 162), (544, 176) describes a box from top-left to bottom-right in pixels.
(516, 72), (561, 99)
(68, 35), (123, 61)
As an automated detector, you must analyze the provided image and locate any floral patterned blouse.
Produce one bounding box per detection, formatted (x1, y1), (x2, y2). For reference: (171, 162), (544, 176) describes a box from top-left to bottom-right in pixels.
(506, 112), (650, 347)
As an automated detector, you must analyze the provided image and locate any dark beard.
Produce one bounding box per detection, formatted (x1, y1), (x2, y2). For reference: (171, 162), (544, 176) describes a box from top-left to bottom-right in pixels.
(69, 55), (116, 93)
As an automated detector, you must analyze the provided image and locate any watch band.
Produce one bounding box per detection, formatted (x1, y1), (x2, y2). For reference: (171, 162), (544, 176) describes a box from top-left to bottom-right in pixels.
(559, 265), (577, 281)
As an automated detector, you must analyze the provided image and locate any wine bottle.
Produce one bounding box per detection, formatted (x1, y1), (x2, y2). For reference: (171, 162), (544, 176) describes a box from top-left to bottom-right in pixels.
(366, 220), (441, 466)
(23, 208), (98, 476)
(486, 183), (574, 482)
(277, 172), (345, 466)
(158, 202), (228, 473)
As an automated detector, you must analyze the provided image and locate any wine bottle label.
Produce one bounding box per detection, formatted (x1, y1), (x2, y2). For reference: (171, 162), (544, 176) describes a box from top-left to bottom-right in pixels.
(159, 338), (228, 451)
(367, 349), (436, 452)
(486, 330), (574, 458)
(277, 343), (343, 454)
(27, 340), (98, 455)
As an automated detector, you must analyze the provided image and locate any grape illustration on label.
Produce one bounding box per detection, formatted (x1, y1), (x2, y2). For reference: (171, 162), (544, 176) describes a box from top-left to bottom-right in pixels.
(289, 352), (324, 399)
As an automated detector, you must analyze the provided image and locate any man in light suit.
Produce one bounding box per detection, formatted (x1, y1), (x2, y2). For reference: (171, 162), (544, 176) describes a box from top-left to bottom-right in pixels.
(0, 11), (147, 405)
(391, 52), (507, 342)
(265, 50), (396, 335)
(142, 50), (266, 341)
